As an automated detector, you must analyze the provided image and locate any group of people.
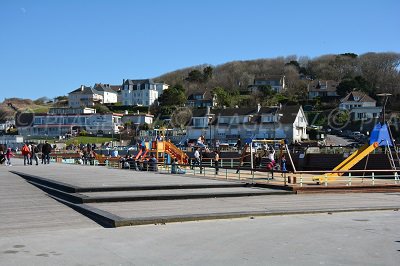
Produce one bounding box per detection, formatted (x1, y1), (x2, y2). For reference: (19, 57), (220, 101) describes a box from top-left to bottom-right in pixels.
(21, 141), (52, 166)
(119, 154), (158, 171)
(0, 146), (14, 166)
(0, 141), (52, 166)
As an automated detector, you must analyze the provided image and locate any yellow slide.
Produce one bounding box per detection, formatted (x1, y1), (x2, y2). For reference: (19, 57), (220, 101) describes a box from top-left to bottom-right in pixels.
(313, 142), (379, 182)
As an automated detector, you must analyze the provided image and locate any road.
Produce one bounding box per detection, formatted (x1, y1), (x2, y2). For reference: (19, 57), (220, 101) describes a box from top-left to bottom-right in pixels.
(324, 134), (356, 146)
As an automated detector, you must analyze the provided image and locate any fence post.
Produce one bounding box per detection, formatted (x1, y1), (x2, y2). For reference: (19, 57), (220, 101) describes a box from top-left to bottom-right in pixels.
(348, 172), (352, 186)
(395, 172), (399, 184)
(372, 172), (375, 186)
(252, 169), (255, 183)
(284, 172), (287, 186)
(324, 174), (328, 187)
(231, 159), (233, 168)
(225, 168), (228, 180)
(300, 173), (303, 187)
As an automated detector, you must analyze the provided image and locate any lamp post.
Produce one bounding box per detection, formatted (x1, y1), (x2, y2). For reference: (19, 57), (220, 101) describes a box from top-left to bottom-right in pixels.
(208, 115), (213, 147)
(376, 93), (392, 124)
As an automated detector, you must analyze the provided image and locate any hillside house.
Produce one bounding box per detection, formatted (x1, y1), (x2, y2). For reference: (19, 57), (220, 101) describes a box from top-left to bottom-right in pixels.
(185, 105), (308, 144)
(339, 91), (382, 121)
(308, 80), (339, 99)
(186, 90), (217, 108)
(68, 85), (103, 108)
(121, 79), (169, 106)
(248, 76), (286, 93)
(93, 83), (118, 104)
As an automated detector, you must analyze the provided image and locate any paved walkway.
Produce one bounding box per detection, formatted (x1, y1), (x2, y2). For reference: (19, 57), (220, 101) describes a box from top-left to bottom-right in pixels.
(0, 164), (98, 237)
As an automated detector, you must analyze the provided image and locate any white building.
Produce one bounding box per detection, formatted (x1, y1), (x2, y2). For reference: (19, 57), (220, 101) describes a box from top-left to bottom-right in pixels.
(17, 113), (123, 137)
(68, 85), (103, 108)
(121, 79), (169, 106)
(339, 91), (381, 121)
(185, 105), (308, 144)
(48, 107), (96, 115)
(93, 83), (118, 104)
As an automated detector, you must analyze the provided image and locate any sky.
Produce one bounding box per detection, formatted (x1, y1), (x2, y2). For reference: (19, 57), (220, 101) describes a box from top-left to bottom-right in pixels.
(1, 0), (399, 100)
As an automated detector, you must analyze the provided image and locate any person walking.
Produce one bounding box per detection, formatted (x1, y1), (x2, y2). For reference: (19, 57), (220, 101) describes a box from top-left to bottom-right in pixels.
(30, 144), (39, 165)
(42, 141), (52, 164)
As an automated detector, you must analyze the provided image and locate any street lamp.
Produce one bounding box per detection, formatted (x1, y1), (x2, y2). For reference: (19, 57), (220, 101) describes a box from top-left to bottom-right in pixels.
(376, 93), (392, 124)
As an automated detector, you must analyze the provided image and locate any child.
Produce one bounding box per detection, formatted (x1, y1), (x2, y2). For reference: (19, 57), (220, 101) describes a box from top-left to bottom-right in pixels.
(5, 148), (14, 166)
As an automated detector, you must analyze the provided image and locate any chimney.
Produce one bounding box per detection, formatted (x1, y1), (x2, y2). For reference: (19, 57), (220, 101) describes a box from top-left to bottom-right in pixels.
(257, 103), (261, 112)
(81, 85), (84, 91)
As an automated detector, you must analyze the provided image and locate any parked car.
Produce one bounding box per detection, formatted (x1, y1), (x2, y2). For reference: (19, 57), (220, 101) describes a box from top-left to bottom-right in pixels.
(349, 131), (361, 139)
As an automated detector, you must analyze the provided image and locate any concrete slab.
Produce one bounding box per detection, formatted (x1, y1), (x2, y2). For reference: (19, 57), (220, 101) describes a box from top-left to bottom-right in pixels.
(0, 166), (99, 237)
(85, 192), (400, 226)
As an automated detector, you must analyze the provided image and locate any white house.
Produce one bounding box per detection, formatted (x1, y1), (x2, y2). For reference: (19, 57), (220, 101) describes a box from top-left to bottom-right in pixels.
(121, 79), (169, 106)
(93, 83), (118, 104)
(185, 105), (308, 144)
(68, 85), (103, 108)
(339, 91), (381, 121)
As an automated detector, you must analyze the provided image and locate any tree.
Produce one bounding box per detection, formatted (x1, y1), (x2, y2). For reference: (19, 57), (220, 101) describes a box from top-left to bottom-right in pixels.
(94, 104), (110, 114)
(203, 66), (213, 81)
(337, 76), (373, 97)
(258, 85), (275, 97)
(213, 87), (233, 107)
(158, 84), (186, 107)
(186, 70), (204, 82)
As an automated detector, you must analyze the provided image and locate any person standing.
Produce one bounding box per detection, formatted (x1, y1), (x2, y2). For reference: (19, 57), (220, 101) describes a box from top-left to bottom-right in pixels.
(42, 141), (52, 164)
(193, 148), (201, 168)
(30, 144), (39, 165)
(5, 148), (14, 166)
(214, 150), (220, 175)
(236, 138), (242, 151)
(21, 143), (31, 166)
(281, 155), (287, 172)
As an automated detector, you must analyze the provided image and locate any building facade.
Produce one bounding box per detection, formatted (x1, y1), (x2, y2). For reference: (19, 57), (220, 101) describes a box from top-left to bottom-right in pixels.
(121, 79), (169, 106)
(17, 113), (123, 137)
(308, 80), (339, 99)
(185, 105), (308, 144)
(248, 76), (286, 93)
(68, 85), (103, 108)
(339, 91), (382, 121)
(93, 83), (118, 104)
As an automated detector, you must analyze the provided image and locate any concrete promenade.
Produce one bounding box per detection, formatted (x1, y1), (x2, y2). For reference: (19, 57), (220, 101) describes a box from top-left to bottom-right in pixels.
(1, 159), (400, 265)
